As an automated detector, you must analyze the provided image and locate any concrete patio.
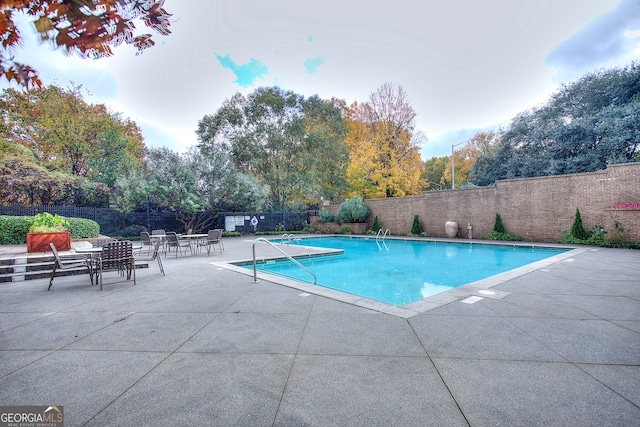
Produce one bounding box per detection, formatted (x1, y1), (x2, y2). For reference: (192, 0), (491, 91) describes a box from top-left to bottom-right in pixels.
(0, 236), (639, 426)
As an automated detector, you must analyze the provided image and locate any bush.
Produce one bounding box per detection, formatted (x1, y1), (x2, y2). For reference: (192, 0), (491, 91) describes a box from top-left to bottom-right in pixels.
(485, 212), (522, 240)
(485, 231), (523, 241)
(318, 208), (338, 223)
(0, 216), (31, 244)
(337, 195), (370, 223)
(0, 214), (99, 243)
(339, 226), (353, 234)
(411, 214), (422, 235)
(570, 208), (589, 240)
(560, 221), (640, 248)
(66, 217), (100, 239)
(29, 212), (69, 233)
(371, 216), (381, 233)
(493, 213), (505, 233)
(222, 231), (241, 237)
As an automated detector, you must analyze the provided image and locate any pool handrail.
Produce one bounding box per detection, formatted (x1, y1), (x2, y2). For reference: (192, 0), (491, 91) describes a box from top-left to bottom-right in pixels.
(281, 233), (296, 244)
(252, 237), (317, 285)
(376, 228), (391, 241)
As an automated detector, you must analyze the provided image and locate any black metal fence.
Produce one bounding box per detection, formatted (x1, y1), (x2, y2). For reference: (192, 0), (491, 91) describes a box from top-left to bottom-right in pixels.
(213, 211), (316, 234)
(1, 205), (315, 237)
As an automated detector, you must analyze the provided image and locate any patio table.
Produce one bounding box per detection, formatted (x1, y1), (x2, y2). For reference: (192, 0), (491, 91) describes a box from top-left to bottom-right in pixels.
(181, 234), (208, 254)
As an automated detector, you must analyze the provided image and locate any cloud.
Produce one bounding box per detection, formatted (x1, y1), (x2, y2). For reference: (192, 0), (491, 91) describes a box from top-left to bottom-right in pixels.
(304, 57), (325, 74)
(545, 0), (640, 81)
(215, 53), (269, 87)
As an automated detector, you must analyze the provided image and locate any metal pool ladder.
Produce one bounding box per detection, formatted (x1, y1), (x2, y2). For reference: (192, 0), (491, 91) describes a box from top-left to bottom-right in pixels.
(281, 233), (296, 244)
(252, 237), (317, 284)
(376, 228), (391, 241)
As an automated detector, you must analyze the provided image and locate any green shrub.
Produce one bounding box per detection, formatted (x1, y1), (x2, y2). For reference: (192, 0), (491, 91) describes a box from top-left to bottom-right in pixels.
(339, 226), (353, 234)
(29, 212), (69, 233)
(411, 214), (422, 235)
(570, 208), (589, 240)
(493, 213), (505, 233)
(0, 214), (99, 243)
(319, 208), (338, 223)
(485, 231), (523, 241)
(0, 216), (31, 244)
(337, 195), (370, 223)
(371, 216), (381, 233)
(222, 231), (241, 237)
(560, 220), (639, 248)
(66, 217), (100, 239)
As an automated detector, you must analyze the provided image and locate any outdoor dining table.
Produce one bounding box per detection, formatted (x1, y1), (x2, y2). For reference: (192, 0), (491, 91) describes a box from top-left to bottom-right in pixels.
(181, 234), (208, 254)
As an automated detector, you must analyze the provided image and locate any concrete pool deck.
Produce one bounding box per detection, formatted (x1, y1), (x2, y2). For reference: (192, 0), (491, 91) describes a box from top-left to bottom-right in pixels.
(0, 236), (639, 425)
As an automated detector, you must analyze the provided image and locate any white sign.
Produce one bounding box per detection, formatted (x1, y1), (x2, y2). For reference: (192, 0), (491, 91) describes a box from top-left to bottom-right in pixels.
(224, 216), (236, 231)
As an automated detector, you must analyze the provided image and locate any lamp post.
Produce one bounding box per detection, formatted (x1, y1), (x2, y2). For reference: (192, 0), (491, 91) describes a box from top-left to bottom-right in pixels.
(451, 140), (468, 189)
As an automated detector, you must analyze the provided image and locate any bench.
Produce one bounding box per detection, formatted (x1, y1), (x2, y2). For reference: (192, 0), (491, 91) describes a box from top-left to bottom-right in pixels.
(0, 257), (148, 283)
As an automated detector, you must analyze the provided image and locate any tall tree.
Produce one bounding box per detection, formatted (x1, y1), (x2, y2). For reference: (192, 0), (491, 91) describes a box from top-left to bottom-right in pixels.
(0, 0), (172, 88)
(0, 138), (109, 206)
(113, 146), (270, 231)
(0, 83), (145, 186)
(197, 87), (348, 208)
(471, 63), (640, 186)
(344, 83), (424, 197)
(442, 131), (497, 188)
(421, 156), (448, 190)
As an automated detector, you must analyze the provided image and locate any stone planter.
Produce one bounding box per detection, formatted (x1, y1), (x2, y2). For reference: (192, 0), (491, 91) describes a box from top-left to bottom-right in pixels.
(26, 231), (71, 253)
(445, 220), (458, 238)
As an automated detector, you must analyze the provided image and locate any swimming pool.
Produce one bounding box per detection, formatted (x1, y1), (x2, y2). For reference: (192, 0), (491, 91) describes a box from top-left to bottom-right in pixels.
(244, 237), (569, 306)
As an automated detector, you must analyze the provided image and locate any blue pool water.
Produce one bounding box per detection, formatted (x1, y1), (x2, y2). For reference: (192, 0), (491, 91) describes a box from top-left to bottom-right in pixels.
(246, 237), (568, 306)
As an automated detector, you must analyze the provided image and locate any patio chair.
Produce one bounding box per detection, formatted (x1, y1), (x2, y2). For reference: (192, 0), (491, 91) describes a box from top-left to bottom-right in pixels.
(48, 242), (93, 291)
(92, 237), (117, 248)
(134, 240), (165, 276)
(165, 232), (193, 257)
(139, 231), (154, 255)
(96, 240), (136, 290)
(198, 229), (223, 255)
(152, 229), (165, 236)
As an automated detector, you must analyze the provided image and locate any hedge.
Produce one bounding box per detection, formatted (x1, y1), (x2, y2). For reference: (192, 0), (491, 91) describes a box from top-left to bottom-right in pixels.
(0, 215), (100, 244)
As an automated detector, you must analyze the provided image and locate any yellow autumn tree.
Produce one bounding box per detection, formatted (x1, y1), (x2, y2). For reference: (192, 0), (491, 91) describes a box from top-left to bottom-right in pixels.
(344, 83), (424, 198)
(442, 131), (497, 188)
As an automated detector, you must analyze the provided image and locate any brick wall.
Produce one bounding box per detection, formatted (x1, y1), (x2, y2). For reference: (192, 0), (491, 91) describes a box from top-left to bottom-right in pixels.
(365, 162), (640, 242)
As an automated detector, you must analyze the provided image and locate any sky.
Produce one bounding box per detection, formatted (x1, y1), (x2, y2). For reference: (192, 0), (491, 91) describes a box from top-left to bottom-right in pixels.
(3, 0), (640, 159)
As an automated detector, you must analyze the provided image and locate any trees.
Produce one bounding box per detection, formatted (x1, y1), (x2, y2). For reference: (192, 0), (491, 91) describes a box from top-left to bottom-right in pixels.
(0, 138), (109, 206)
(197, 87), (348, 209)
(470, 63), (640, 186)
(0, 84), (145, 186)
(0, 0), (172, 88)
(443, 131), (497, 188)
(343, 83), (424, 198)
(112, 146), (270, 232)
(421, 156), (448, 190)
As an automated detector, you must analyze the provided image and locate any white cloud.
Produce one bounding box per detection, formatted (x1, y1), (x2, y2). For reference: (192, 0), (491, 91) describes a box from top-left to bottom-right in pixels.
(2, 0), (634, 159)
(545, 0), (640, 82)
